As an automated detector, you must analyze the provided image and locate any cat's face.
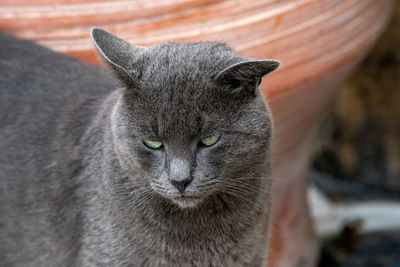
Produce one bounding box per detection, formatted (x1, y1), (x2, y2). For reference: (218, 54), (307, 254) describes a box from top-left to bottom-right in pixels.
(111, 86), (272, 208)
(92, 28), (279, 208)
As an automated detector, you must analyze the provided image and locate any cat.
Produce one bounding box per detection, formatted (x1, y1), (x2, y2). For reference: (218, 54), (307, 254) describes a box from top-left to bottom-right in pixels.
(0, 28), (279, 266)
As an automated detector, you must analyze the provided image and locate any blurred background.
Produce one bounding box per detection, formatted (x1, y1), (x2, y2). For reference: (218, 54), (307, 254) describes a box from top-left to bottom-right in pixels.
(312, 1), (400, 266)
(1, 0), (399, 266)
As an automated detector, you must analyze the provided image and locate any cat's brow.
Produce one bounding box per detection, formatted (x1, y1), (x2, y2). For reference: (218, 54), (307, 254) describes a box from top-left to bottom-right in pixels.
(223, 129), (265, 139)
(150, 121), (159, 136)
(201, 121), (219, 136)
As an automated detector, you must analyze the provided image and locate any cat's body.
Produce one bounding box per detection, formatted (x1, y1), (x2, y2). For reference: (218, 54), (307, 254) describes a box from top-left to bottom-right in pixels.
(0, 30), (279, 266)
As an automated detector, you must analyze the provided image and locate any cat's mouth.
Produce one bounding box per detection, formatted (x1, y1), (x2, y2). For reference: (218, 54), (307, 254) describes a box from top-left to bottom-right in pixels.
(149, 182), (205, 208)
(170, 195), (201, 208)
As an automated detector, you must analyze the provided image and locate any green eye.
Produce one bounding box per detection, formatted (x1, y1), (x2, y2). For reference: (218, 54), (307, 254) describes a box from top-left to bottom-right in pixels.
(143, 140), (163, 149)
(200, 135), (220, 147)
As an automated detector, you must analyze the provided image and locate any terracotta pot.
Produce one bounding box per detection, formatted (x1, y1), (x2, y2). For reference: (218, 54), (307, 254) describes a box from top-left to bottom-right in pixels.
(0, 0), (394, 266)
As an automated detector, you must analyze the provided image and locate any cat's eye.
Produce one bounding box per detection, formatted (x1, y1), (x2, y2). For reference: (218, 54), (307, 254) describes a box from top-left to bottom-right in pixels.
(143, 140), (163, 149)
(200, 135), (220, 147)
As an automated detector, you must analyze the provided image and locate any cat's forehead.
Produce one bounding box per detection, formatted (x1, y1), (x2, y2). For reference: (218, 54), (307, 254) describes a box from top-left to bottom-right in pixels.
(135, 42), (236, 115)
(150, 41), (234, 61)
(123, 41), (258, 138)
(137, 81), (226, 139)
(137, 42), (236, 102)
(143, 41), (235, 79)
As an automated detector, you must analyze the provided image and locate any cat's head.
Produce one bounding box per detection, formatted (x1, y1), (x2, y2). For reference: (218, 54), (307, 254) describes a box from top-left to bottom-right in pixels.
(91, 28), (279, 208)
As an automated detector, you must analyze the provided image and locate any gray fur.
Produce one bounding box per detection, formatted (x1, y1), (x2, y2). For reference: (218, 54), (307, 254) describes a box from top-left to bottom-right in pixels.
(0, 28), (279, 266)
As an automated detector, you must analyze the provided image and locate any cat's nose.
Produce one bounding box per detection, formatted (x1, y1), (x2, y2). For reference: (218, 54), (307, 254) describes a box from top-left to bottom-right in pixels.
(169, 157), (192, 193)
(170, 177), (192, 193)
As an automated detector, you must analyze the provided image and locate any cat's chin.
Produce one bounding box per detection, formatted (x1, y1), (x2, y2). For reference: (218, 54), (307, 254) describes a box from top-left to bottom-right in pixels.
(169, 196), (203, 209)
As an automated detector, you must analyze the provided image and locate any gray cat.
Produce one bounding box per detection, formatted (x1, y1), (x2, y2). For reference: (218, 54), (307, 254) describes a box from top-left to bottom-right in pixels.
(0, 28), (279, 266)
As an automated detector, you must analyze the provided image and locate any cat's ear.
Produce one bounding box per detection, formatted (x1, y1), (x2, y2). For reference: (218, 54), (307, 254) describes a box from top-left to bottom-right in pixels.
(215, 58), (280, 95)
(91, 28), (145, 87)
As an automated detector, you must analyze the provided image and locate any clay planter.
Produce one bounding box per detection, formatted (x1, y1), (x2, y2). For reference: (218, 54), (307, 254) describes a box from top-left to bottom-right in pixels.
(0, 0), (394, 266)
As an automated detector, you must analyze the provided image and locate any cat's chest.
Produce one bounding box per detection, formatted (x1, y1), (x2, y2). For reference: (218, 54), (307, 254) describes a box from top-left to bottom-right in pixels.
(122, 218), (264, 266)
(129, 239), (258, 267)
(88, 195), (267, 266)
